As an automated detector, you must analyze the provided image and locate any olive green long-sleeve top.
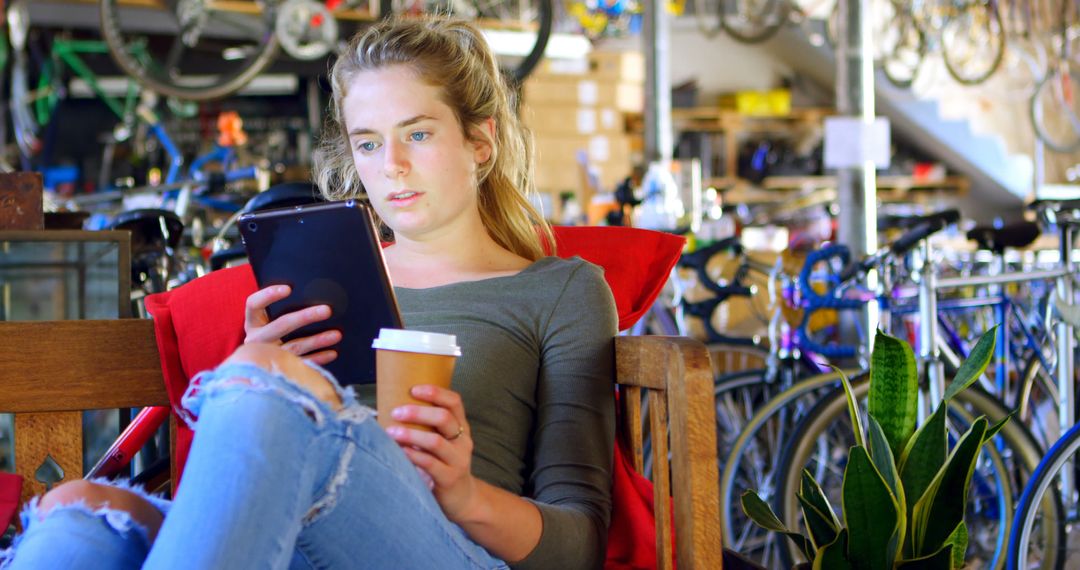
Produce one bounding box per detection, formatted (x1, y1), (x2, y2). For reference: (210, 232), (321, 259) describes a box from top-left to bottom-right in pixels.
(394, 256), (618, 570)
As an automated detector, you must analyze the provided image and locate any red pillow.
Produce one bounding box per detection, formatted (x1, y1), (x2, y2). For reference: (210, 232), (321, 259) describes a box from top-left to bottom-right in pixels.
(144, 225), (685, 567)
(551, 226), (685, 331)
(0, 472), (22, 531)
(145, 265), (255, 473)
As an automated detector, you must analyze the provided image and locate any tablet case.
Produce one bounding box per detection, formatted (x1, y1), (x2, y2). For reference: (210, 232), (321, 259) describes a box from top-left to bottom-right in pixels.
(239, 200), (403, 385)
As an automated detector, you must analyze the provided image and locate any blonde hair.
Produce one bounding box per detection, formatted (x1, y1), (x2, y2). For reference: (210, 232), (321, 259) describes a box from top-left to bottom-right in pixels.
(313, 17), (554, 260)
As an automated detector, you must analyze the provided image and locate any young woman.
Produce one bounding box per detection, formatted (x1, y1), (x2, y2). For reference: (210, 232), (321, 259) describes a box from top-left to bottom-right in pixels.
(1, 16), (617, 570)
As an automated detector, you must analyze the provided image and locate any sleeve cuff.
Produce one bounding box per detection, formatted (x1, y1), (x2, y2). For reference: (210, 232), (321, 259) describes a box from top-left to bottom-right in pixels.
(509, 500), (605, 570)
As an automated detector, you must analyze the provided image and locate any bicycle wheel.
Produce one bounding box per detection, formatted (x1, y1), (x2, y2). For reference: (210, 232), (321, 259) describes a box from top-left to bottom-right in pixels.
(99, 0), (281, 101)
(390, 0), (552, 82)
(1009, 423), (1078, 570)
(775, 381), (1054, 569)
(720, 0), (788, 44)
(707, 342), (768, 377)
(942, 0), (1006, 85)
(1029, 63), (1080, 153)
(718, 368), (859, 568)
(879, 7), (925, 88)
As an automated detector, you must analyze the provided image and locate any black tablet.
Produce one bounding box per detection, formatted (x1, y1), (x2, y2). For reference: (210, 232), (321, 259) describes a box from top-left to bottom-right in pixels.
(238, 199), (403, 386)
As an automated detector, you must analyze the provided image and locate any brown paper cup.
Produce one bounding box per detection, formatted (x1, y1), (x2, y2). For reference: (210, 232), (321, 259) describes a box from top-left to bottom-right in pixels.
(372, 329), (461, 431)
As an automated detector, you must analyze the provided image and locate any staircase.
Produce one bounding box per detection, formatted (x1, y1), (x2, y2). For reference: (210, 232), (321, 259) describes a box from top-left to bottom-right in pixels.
(761, 25), (1031, 223)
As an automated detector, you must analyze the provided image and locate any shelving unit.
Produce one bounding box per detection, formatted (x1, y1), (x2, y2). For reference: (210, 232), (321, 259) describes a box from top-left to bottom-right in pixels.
(674, 107), (970, 209)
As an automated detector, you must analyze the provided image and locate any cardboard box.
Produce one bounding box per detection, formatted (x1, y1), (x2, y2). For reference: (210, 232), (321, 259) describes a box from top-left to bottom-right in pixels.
(523, 76), (644, 113)
(532, 134), (634, 193)
(521, 104), (624, 136)
(588, 50), (645, 83)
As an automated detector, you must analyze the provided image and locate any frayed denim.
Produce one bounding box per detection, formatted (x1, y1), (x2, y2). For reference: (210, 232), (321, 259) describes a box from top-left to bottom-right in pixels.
(1, 361), (507, 570)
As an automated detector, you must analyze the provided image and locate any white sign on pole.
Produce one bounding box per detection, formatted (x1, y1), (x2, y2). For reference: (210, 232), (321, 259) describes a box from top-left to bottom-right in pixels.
(823, 116), (891, 169)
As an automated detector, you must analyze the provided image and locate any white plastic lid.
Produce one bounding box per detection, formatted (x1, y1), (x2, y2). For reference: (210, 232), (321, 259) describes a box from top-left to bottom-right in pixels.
(371, 328), (461, 356)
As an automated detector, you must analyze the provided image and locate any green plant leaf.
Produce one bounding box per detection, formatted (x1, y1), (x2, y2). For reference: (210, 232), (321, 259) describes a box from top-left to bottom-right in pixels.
(813, 529), (852, 570)
(867, 415), (903, 501)
(798, 470), (840, 549)
(911, 416), (988, 557)
(799, 493), (838, 550)
(829, 364), (865, 449)
(899, 404), (947, 518)
(869, 329), (918, 457)
(945, 521), (968, 569)
(985, 410), (1015, 442)
(740, 490), (815, 560)
(842, 446), (900, 569)
(942, 325), (998, 402)
(867, 415), (906, 556)
(896, 544), (954, 569)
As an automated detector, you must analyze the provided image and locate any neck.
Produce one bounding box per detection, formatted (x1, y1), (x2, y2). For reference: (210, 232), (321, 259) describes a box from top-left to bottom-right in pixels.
(385, 221), (532, 288)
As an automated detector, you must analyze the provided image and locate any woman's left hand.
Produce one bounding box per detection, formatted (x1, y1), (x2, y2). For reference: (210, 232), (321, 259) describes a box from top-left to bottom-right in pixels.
(386, 385), (478, 522)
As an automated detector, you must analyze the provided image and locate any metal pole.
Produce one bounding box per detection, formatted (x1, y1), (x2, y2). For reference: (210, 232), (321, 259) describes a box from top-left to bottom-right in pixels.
(643, 0), (672, 163)
(835, 0), (878, 352)
(1057, 224), (1076, 499)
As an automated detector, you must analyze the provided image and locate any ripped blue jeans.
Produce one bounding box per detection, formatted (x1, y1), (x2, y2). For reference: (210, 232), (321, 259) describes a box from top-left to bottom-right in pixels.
(1, 362), (508, 570)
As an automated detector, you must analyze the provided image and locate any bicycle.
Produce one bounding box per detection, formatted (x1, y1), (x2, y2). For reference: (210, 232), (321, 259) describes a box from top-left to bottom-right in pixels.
(772, 205), (1075, 567)
(1003, 198), (1080, 570)
(99, 0), (553, 102)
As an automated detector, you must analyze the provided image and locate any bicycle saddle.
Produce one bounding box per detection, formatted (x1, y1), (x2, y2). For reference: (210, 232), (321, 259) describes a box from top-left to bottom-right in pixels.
(243, 182), (324, 213)
(966, 221), (1040, 253)
(1029, 198), (1080, 226)
(108, 208), (184, 253)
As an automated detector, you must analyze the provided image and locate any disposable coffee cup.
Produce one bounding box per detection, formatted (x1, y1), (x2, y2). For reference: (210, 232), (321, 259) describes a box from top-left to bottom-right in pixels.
(372, 328), (461, 431)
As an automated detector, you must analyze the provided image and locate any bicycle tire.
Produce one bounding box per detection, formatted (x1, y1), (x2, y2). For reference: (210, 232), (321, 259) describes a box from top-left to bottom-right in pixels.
(1008, 422), (1077, 570)
(1016, 355), (1062, 452)
(718, 368), (860, 567)
(99, 0), (281, 101)
(774, 381), (1052, 568)
(941, 0), (1006, 86)
(388, 0), (552, 83)
(1029, 65), (1080, 153)
(880, 8), (925, 89)
(720, 0), (788, 44)
(694, 0), (723, 38)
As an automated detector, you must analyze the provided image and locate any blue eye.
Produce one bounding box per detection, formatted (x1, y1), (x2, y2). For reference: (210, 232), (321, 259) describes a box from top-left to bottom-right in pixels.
(358, 141), (378, 152)
(410, 132), (429, 142)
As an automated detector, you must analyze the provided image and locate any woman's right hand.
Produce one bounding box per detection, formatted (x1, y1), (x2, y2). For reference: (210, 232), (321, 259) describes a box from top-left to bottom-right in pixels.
(243, 285), (342, 365)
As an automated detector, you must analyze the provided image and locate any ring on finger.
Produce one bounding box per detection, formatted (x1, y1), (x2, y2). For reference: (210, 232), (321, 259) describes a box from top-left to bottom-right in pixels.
(446, 425), (465, 441)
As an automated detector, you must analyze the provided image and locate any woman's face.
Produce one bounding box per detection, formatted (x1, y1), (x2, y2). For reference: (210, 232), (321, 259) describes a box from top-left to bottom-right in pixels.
(342, 65), (491, 241)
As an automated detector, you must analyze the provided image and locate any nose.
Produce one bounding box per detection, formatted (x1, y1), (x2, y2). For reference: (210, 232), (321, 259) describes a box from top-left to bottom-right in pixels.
(382, 139), (409, 178)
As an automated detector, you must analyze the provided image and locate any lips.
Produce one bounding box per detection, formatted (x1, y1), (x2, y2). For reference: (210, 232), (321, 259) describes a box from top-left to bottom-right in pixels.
(387, 190), (423, 207)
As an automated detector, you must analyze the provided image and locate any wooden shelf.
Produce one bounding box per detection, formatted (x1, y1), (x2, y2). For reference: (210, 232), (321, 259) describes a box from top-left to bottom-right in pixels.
(672, 107), (833, 132)
(709, 175), (970, 206)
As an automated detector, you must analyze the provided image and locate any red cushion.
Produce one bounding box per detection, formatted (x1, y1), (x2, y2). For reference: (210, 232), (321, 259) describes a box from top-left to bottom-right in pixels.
(551, 226), (685, 331)
(0, 472), (22, 530)
(144, 225), (685, 566)
(145, 265), (256, 474)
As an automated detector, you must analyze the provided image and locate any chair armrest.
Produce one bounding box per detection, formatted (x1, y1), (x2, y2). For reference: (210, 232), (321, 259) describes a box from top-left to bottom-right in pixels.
(614, 336), (722, 570)
(0, 320), (167, 412)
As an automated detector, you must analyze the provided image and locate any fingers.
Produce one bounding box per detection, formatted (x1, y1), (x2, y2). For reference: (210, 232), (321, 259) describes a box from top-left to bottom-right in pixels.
(282, 329), (342, 357)
(390, 402), (463, 440)
(244, 285), (290, 329)
(406, 385), (466, 428)
(388, 424), (471, 468)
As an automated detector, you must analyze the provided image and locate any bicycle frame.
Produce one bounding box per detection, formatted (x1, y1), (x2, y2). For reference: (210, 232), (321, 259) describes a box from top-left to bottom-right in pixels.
(26, 38), (183, 186)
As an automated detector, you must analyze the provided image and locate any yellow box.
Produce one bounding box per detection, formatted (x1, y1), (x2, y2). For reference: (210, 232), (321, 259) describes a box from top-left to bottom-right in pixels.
(733, 89), (792, 117)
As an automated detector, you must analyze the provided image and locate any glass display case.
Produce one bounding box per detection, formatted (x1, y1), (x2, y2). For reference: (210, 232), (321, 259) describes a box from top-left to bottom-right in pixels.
(0, 230), (131, 474)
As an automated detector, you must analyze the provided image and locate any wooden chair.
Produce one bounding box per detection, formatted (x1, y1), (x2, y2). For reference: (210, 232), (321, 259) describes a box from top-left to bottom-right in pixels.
(0, 227), (723, 569)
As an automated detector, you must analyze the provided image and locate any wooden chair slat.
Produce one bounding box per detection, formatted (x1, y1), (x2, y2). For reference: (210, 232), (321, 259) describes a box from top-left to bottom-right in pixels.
(648, 389), (673, 570)
(0, 320), (167, 412)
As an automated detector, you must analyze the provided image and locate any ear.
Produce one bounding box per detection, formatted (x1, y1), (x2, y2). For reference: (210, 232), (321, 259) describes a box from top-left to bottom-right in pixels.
(470, 118), (496, 165)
